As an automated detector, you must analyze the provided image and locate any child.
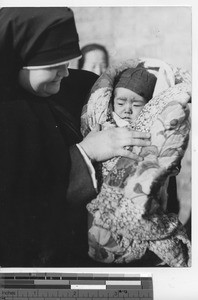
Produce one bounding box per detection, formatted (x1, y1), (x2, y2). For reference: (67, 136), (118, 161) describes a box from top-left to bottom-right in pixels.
(78, 43), (109, 76)
(81, 58), (191, 267)
(112, 66), (157, 127)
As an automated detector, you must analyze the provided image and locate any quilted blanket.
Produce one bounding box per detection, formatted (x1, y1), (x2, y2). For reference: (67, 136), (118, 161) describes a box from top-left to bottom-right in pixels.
(81, 58), (191, 267)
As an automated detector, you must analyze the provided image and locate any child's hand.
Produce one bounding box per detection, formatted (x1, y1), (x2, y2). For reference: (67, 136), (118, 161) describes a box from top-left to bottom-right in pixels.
(79, 125), (151, 162)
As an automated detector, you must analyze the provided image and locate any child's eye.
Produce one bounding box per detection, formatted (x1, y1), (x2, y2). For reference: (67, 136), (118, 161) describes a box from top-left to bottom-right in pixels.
(117, 101), (125, 106)
(133, 104), (142, 107)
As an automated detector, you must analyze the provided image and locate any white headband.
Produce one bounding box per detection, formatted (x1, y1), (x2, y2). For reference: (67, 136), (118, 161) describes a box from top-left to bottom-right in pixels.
(23, 55), (82, 70)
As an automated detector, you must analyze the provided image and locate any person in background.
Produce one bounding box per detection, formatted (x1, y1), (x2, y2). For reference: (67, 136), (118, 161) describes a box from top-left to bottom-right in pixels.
(0, 7), (150, 267)
(78, 43), (109, 75)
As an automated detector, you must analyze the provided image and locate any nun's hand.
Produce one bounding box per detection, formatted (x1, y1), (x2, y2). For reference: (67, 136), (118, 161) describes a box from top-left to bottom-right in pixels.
(79, 125), (151, 162)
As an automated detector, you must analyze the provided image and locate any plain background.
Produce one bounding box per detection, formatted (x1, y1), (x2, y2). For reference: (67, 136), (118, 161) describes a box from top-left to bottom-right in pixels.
(0, 1), (198, 299)
(71, 6), (191, 71)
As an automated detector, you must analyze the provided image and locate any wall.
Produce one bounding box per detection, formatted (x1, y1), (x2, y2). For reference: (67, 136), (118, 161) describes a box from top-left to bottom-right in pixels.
(71, 6), (191, 72)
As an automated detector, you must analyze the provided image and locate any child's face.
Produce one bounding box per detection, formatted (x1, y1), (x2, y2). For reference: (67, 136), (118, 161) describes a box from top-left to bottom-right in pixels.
(82, 50), (107, 76)
(18, 63), (69, 97)
(113, 87), (147, 122)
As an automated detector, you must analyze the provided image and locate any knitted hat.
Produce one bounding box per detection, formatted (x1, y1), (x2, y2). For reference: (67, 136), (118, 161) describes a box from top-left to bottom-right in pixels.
(115, 67), (157, 101)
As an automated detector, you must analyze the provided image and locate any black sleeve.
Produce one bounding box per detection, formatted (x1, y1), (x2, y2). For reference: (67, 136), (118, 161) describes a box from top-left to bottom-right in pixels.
(66, 145), (97, 206)
(50, 69), (99, 205)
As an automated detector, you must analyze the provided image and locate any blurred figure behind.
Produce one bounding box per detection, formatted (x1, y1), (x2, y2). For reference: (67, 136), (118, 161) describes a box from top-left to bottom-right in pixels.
(78, 43), (109, 75)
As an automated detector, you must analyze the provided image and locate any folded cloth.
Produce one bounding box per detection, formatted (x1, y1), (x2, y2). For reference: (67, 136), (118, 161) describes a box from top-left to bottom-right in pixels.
(81, 58), (191, 267)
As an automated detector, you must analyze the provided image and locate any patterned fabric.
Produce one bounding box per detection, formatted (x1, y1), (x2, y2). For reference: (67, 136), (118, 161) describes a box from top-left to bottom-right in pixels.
(81, 58), (191, 267)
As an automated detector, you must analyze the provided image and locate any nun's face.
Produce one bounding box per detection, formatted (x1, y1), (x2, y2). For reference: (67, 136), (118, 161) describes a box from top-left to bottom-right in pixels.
(18, 63), (69, 97)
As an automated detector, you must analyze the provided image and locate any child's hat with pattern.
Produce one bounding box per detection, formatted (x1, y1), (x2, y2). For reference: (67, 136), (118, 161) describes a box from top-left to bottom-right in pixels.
(115, 67), (157, 101)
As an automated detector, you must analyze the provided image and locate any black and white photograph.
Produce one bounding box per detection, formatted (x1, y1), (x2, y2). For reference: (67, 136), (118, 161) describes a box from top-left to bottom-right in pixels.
(0, 1), (197, 299)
